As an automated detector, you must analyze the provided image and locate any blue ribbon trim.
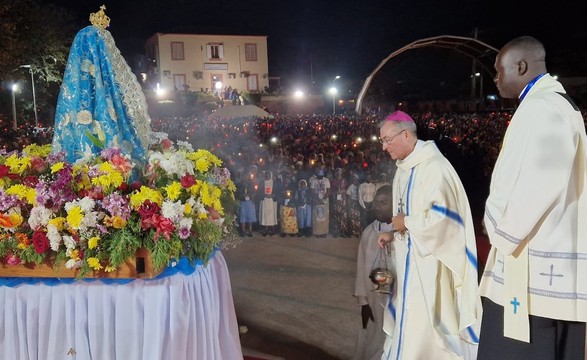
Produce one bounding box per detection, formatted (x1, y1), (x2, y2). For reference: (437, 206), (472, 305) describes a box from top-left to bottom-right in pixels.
(431, 204), (464, 226)
(0, 249), (217, 287)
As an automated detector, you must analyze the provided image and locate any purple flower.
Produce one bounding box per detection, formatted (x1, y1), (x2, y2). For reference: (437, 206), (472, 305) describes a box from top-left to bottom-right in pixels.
(0, 190), (19, 212)
(178, 226), (191, 240)
(101, 192), (131, 220)
(100, 148), (122, 161)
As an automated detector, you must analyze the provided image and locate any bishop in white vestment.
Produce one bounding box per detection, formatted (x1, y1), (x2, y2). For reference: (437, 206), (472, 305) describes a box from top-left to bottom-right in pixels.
(378, 111), (481, 360)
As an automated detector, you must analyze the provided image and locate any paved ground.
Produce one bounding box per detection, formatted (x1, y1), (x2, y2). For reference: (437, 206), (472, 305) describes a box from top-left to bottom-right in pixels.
(224, 233), (363, 360)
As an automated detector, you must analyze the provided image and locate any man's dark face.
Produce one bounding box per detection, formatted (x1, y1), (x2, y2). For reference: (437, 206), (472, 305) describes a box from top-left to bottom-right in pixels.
(372, 193), (393, 223)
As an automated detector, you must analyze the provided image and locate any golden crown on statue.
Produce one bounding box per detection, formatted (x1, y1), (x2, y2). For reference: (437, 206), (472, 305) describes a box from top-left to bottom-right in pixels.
(89, 5), (110, 29)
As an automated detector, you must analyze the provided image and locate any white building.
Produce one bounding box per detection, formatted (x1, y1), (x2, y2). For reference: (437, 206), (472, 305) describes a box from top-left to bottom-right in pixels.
(145, 33), (269, 94)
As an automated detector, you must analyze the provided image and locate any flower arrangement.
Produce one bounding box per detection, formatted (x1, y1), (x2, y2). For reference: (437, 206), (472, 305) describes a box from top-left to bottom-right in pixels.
(0, 139), (238, 277)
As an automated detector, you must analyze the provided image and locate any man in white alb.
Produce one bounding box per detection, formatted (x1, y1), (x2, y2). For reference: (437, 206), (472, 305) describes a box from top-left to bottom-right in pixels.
(378, 111), (481, 360)
(478, 36), (586, 360)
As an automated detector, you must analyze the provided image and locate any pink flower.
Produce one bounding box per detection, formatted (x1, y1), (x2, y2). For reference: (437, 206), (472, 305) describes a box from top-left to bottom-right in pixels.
(5, 254), (22, 265)
(154, 215), (175, 241)
(111, 154), (133, 175)
(30, 156), (47, 172)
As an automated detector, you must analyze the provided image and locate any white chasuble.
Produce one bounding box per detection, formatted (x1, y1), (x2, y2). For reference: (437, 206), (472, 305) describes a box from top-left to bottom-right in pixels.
(480, 74), (587, 342)
(383, 140), (481, 360)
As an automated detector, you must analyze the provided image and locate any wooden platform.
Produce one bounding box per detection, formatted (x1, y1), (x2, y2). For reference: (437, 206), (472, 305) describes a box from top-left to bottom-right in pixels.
(0, 248), (162, 279)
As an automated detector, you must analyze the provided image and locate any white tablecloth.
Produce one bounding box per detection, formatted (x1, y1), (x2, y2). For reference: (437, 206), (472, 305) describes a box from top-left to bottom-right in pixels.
(0, 251), (243, 360)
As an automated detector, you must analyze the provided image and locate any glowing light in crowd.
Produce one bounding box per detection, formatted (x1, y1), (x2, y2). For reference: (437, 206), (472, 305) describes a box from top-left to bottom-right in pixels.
(270, 136), (278, 144)
(156, 83), (165, 96)
(331, 134), (337, 140)
(293, 90), (304, 99)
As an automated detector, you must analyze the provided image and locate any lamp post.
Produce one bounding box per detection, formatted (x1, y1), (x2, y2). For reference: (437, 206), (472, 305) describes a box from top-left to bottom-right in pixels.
(329, 86), (338, 115)
(19, 65), (38, 127)
(474, 72), (484, 105)
(11, 84), (18, 131)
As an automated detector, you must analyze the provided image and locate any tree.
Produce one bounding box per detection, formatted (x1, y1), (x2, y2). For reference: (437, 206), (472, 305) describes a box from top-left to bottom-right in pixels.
(0, 0), (77, 123)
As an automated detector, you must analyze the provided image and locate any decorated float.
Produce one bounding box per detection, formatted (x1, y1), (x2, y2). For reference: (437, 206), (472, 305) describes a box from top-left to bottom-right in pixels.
(0, 6), (243, 359)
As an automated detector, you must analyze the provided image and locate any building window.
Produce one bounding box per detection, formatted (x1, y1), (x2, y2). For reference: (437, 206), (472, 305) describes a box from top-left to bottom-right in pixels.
(173, 74), (187, 91)
(244, 43), (257, 61)
(207, 43), (224, 60)
(247, 74), (258, 91)
(171, 42), (184, 60)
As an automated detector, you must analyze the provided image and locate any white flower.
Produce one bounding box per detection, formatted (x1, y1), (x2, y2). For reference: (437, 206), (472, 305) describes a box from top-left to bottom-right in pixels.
(161, 200), (183, 222)
(65, 259), (83, 269)
(80, 211), (98, 231)
(77, 110), (93, 125)
(77, 197), (95, 213)
(28, 206), (53, 230)
(47, 224), (62, 251)
(177, 140), (194, 152)
(179, 217), (193, 230)
(63, 236), (76, 250)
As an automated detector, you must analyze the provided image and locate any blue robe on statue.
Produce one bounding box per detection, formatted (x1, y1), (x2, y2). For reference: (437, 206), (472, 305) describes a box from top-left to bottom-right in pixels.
(52, 25), (153, 163)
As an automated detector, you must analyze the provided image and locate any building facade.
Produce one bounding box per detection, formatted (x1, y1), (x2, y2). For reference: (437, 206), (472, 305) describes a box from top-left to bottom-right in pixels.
(145, 33), (269, 95)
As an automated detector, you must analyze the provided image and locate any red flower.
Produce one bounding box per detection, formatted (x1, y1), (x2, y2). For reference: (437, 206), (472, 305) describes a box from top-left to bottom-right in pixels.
(180, 174), (197, 188)
(161, 138), (173, 150)
(138, 200), (160, 219)
(130, 181), (142, 191)
(30, 156), (47, 172)
(32, 230), (50, 254)
(87, 187), (104, 200)
(117, 182), (128, 192)
(0, 165), (19, 180)
(153, 214), (175, 241)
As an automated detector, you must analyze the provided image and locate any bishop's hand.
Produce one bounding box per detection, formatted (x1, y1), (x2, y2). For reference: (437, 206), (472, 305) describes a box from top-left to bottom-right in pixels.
(392, 213), (406, 233)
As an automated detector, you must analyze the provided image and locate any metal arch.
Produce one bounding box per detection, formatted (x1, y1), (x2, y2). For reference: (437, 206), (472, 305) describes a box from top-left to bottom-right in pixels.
(355, 35), (499, 113)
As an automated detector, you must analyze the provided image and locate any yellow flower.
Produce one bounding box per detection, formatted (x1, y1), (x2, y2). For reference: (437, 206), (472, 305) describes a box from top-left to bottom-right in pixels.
(88, 236), (100, 249)
(66, 206), (83, 229)
(87, 257), (103, 270)
(4, 154), (31, 175)
(8, 213), (23, 228)
(104, 265), (117, 272)
(227, 179), (237, 192)
(184, 203), (192, 215)
(111, 216), (127, 229)
(188, 183), (201, 196)
(164, 181), (182, 201)
(130, 186), (163, 209)
(51, 162), (65, 173)
(23, 144), (52, 157)
(5, 185), (36, 205)
(70, 249), (80, 260)
(195, 158), (210, 172)
(48, 217), (66, 231)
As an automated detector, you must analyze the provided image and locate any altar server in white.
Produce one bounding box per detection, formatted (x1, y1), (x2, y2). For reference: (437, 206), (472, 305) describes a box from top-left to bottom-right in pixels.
(478, 36), (586, 359)
(378, 111), (481, 360)
(353, 184), (395, 360)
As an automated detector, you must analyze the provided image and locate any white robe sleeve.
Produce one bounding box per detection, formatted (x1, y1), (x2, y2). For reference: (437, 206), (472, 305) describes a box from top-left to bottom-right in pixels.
(484, 99), (576, 256)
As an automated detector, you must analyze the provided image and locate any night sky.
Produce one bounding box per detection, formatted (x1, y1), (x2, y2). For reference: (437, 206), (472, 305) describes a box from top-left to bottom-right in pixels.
(46, 0), (587, 98)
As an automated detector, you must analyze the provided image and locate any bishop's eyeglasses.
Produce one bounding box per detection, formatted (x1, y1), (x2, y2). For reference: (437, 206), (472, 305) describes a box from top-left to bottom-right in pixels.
(379, 129), (406, 145)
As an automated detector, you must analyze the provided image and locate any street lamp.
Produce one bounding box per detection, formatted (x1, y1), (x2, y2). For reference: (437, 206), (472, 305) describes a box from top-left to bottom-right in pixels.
(475, 72), (484, 104)
(329, 86), (338, 115)
(11, 84), (18, 131)
(331, 75), (340, 115)
(20, 65), (38, 127)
